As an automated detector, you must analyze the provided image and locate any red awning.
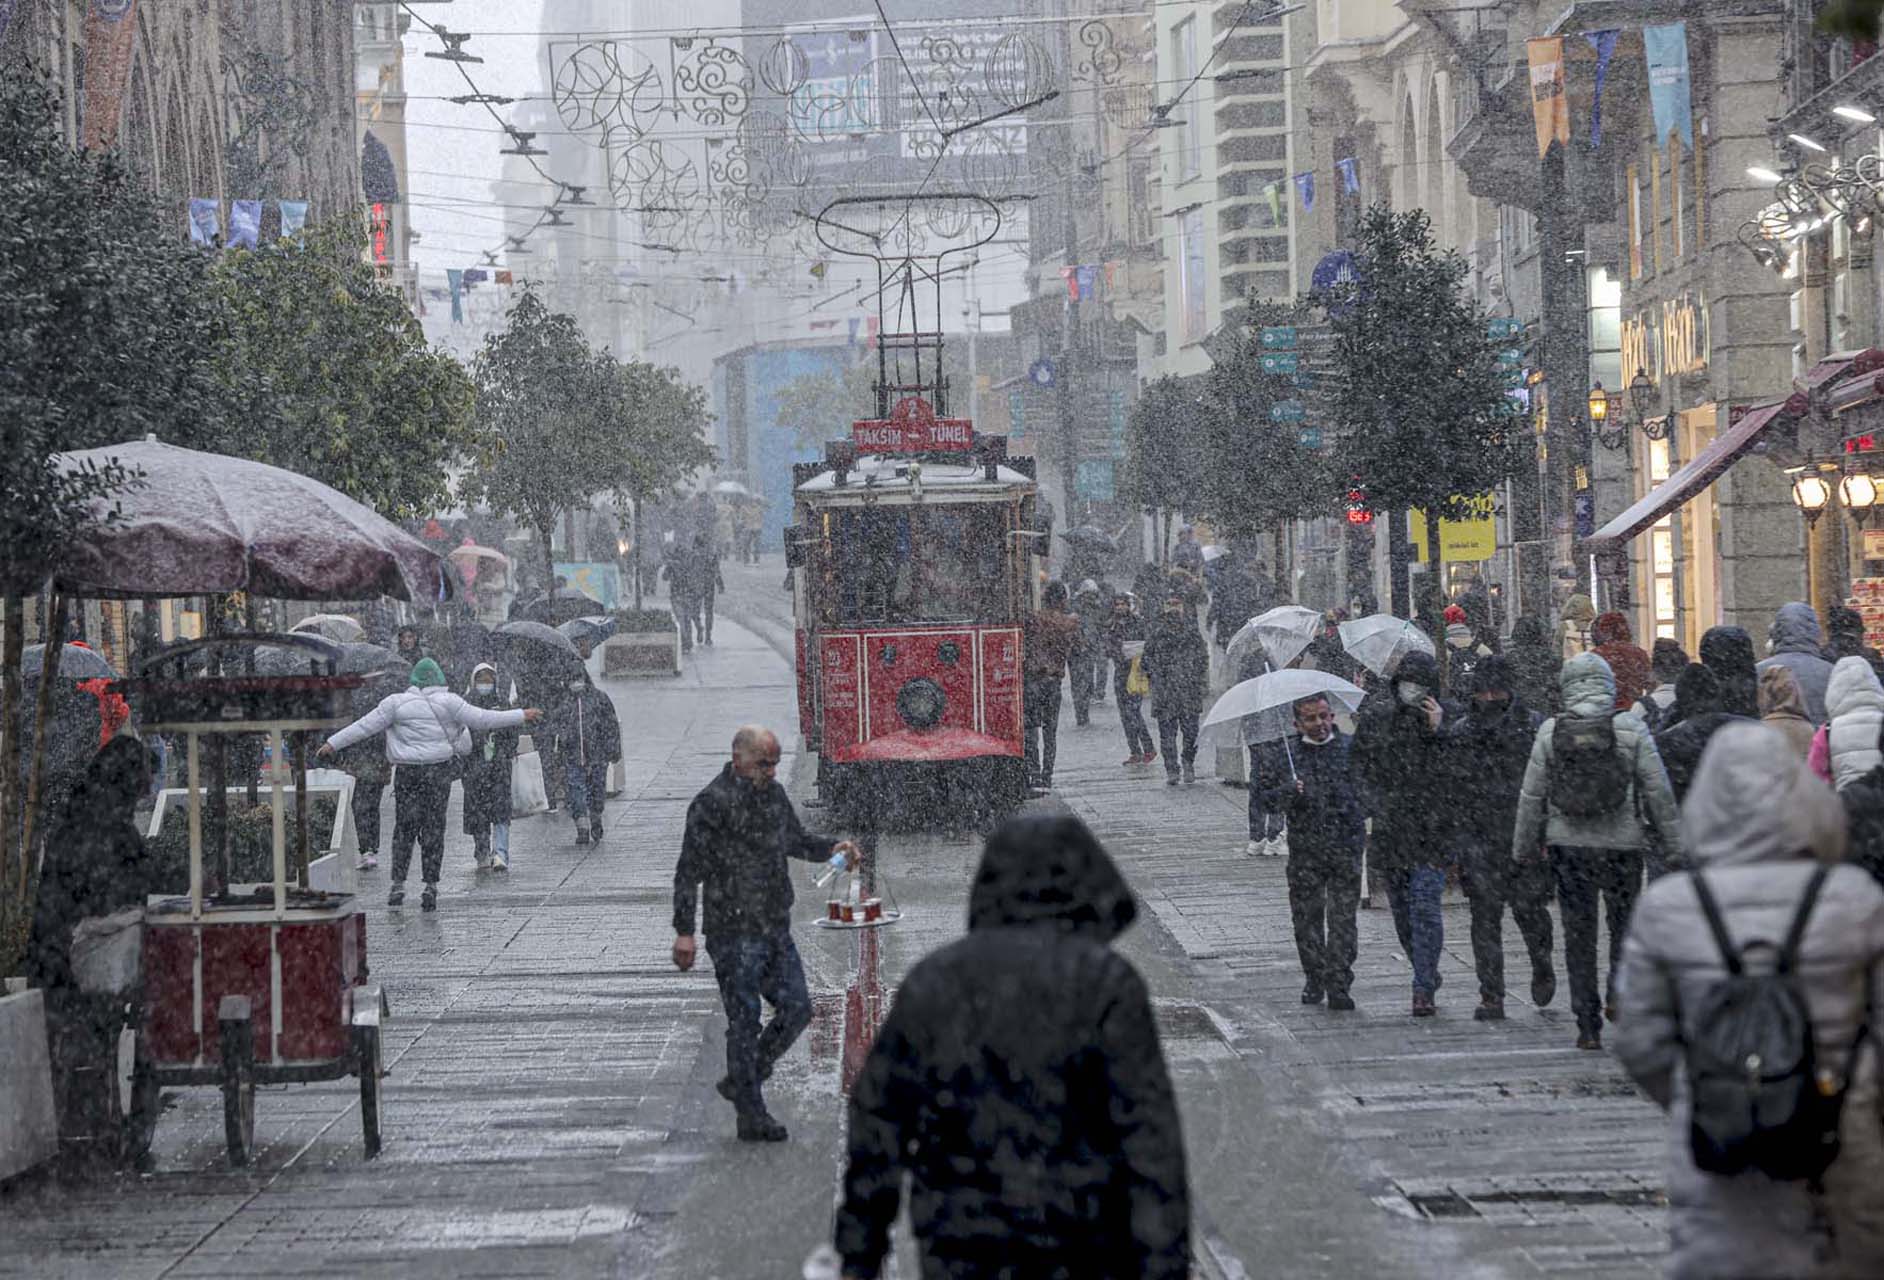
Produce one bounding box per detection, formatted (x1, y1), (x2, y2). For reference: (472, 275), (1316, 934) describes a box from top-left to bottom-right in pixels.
(1583, 400), (1793, 550)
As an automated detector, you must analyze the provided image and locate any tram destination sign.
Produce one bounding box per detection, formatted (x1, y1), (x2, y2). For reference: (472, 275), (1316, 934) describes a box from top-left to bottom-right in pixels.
(853, 396), (976, 453)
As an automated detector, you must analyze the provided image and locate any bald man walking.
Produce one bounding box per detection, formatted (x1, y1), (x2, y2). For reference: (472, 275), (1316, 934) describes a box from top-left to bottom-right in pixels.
(673, 726), (857, 1141)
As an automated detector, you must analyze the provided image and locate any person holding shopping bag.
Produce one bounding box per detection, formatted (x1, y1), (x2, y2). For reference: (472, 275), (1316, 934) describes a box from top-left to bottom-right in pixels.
(318, 658), (541, 912)
(462, 662), (520, 872)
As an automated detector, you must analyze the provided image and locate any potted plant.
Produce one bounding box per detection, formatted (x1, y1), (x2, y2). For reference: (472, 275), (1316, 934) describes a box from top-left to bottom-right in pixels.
(602, 607), (681, 677)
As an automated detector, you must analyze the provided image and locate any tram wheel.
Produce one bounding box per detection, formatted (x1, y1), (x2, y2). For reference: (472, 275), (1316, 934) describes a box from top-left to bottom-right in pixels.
(355, 1023), (383, 1159)
(218, 1002), (256, 1168)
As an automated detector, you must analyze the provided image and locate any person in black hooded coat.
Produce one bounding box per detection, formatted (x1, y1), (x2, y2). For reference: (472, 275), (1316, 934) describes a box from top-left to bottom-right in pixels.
(1696, 623), (1758, 719)
(834, 813), (1188, 1280)
(1650, 662), (1750, 881)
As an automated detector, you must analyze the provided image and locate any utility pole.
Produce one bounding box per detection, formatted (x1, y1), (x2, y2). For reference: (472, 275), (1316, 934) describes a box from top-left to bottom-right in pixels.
(1058, 160), (1081, 519)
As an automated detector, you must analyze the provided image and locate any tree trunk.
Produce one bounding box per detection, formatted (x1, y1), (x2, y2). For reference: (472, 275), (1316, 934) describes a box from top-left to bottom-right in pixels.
(1, 597), (22, 907)
(1425, 514), (1446, 686)
(20, 592), (68, 901)
(1388, 510), (1412, 618)
(539, 516), (558, 598)
(631, 493), (645, 613)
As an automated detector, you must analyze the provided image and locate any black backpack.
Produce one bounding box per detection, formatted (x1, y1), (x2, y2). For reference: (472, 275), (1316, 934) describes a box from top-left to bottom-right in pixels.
(1684, 866), (1862, 1182)
(1547, 712), (1632, 817)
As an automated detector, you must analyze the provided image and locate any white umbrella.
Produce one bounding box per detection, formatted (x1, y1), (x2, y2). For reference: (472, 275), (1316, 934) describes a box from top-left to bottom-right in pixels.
(1200, 669), (1368, 773)
(289, 613), (365, 643)
(1338, 613), (1435, 678)
(1225, 604), (1322, 670)
(712, 479), (753, 497)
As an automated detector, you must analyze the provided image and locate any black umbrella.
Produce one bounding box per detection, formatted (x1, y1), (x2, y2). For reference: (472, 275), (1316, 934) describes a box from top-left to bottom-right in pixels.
(516, 587), (606, 626)
(1060, 525), (1118, 553)
(22, 643), (118, 681)
(557, 616), (616, 645)
(493, 620), (582, 668)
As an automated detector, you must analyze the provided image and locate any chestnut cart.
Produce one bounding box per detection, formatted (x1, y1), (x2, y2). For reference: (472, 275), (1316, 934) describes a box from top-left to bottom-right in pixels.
(124, 635), (388, 1166)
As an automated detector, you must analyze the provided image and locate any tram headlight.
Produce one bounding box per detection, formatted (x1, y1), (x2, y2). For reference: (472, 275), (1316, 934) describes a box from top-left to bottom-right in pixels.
(896, 677), (946, 730)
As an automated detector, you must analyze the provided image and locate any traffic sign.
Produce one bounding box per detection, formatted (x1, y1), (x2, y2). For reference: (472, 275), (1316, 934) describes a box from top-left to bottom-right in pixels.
(1487, 317), (1524, 340)
(1269, 400), (1307, 424)
(1028, 357), (1056, 388)
(1076, 458), (1115, 501)
(1008, 390), (1027, 440)
(1296, 427), (1323, 449)
(1260, 351), (1299, 375)
(1260, 325), (1299, 350)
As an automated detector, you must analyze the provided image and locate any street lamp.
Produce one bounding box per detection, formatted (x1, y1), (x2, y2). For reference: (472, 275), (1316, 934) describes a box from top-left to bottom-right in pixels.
(1628, 368), (1669, 441)
(1588, 382), (1628, 450)
(1841, 471), (1879, 527)
(1793, 468), (1835, 527)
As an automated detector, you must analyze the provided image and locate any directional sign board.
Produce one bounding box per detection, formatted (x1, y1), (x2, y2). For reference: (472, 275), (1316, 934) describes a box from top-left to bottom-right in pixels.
(1269, 400), (1307, 424)
(1297, 427), (1323, 449)
(1028, 357), (1056, 388)
(1260, 325), (1299, 350)
(1260, 351), (1299, 376)
(1487, 317), (1524, 340)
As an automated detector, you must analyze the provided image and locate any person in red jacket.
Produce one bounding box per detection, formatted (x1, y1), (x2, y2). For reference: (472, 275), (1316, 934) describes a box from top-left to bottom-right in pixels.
(70, 643), (129, 746)
(1591, 612), (1651, 711)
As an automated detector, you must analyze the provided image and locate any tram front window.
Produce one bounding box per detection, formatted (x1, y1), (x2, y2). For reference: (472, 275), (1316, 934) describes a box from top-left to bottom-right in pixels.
(831, 507), (1008, 624)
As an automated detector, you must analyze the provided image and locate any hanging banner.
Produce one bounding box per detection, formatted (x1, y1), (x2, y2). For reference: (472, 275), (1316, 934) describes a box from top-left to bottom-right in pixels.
(494, 269), (514, 285)
(1061, 266), (1079, 299)
(1409, 495), (1498, 563)
(228, 200), (261, 249)
(277, 200), (308, 239)
(1526, 38), (1569, 157)
(1644, 22), (1694, 150)
(1263, 181), (1282, 226)
(187, 198), (220, 247)
(1585, 30), (1620, 147)
(445, 269), (464, 324)
(79, 0), (141, 151)
(1293, 171), (1315, 213)
(1075, 263), (1098, 299)
(1336, 156), (1359, 194)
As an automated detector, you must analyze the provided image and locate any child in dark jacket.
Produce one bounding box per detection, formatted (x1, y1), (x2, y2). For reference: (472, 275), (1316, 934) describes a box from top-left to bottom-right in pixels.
(555, 674), (622, 845)
(462, 663), (520, 870)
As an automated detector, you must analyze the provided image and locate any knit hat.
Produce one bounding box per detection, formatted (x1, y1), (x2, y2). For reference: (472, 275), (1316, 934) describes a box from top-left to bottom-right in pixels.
(410, 658), (447, 688)
(1443, 604), (1467, 625)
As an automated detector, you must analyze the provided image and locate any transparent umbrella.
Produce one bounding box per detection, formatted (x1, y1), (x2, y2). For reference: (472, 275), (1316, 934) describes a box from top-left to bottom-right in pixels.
(1225, 605), (1322, 671)
(1199, 670), (1367, 775)
(1338, 613), (1435, 678)
(289, 614), (365, 643)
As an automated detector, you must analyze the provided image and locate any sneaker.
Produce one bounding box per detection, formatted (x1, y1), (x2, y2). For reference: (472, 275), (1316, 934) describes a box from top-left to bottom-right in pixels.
(590, 817), (604, 841)
(1265, 837), (1286, 858)
(735, 1111), (789, 1143)
(356, 853), (379, 872)
(1531, 967), (1556, 1008)
(1301, 983), (1324, 1005)
(1327, 993), (1356, 1012)
(491, 850), (510, 872)
(1142, 750), (1157, 765)
(1473, 999), (1506, 1022)
(420, 884), (437, 913)
(1181, 764), (1196, 785)
(1576, 1031), (1604, 1052)
(387, 884), (405, 907)
(1245, 840), (1263, 857)
(1165, 774), (1180, 787)
(474, 853), (492, 871)
(575, 826), (591, 846)
(1411, 992), (1436, 1017)
(1124, 756), (1142, 767)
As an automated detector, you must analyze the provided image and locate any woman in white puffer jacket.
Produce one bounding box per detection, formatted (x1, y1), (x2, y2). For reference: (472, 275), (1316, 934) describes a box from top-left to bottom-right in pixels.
(1807, 656), (1884, 789)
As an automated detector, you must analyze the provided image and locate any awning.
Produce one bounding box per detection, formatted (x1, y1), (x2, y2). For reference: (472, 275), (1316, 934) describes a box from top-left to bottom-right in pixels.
(1583, 400), (1794, 550)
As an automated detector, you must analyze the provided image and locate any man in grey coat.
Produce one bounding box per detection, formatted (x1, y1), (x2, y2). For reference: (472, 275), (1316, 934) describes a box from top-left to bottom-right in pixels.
(1756, 601), (1834, 725)
(1615, 721), (1884, 1279)
(1513, 652), (1683, 1050)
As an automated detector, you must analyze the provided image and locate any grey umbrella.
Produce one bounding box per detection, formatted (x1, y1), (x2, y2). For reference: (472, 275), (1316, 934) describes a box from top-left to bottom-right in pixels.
(557, 615), (617, 645)
(21, 643), (116, 681)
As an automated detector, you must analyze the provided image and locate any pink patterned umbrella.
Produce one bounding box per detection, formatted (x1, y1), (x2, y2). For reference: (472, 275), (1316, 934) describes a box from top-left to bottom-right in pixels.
(33, 438), (454, 603)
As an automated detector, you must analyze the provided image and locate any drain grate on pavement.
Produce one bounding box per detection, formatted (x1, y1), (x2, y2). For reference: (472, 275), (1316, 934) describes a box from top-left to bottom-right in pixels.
(1380, 1177), (1666, 1223)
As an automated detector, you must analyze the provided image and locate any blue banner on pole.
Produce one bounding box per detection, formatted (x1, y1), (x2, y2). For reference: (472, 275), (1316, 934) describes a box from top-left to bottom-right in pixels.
(1336, 156), (1359, 194)
(1644, 22), (1693, 150)
(1586, 30), (1620, 147)
(1293, 171), (1315, 213)
(278, 199), (308, 239)
(228, 200), (261, 249)
(445, 269), (464, 324)
(187, 198), (220, 247)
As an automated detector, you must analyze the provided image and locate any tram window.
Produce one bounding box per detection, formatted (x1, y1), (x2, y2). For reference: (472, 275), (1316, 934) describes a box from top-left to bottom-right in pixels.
(827, 507), (1010, 625)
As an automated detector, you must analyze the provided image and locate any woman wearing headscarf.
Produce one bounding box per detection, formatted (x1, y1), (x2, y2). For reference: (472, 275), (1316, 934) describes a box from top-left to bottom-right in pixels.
(1559, 593), (1597, 661)
(461, 662), (519, 872)
(1615, 722), (1884, 1278)
(318, 658), (540, 912)
(1757, 666), (1816, 760)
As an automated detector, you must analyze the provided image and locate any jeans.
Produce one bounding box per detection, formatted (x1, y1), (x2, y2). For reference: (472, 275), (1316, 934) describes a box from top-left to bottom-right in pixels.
(565, 761), (609, 821)
(1069, 654), (1096, 725)
(709, 933), (813, 1114)
(1113, 669), (1153, 757)
(1458, 845), (1554, 1003)
(1023, 676), (1063, 785)
(351, 776), (387, 855)
(699, 590), (716, 644)
(1552, 847), (1644, 1036)
(389, 761), (453, 886)
(1287, 846), (1361, 996)
(673, 595), (699, 650)
(491, 820), (510, 857)
(1405, 865), (1447, 997)
(1247, 747), (1286, 841)
(1156, 709), (1199, 776)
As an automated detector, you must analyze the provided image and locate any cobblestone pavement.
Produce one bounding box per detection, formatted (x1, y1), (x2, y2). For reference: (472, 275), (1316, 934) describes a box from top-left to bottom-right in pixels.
(5, 563), (1669, 1277)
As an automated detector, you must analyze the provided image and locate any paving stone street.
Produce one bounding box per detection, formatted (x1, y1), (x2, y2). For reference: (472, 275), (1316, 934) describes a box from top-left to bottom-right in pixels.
(5, 562), (1669, 1278)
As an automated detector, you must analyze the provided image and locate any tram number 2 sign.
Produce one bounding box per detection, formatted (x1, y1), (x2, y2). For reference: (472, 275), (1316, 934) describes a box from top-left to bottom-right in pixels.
(853, 396), (975, 454)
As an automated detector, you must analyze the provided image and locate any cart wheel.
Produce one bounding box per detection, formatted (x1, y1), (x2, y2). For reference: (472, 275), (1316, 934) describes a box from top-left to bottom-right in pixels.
(354, 1022), (383, 1160)
(219, 1011), (256, 1168)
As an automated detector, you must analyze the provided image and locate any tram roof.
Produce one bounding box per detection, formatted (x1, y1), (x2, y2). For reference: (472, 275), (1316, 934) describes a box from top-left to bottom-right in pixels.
(796, 455), (1035, 502)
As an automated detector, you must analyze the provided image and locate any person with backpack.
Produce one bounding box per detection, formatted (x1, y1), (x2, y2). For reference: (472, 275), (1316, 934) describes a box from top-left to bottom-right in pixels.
(1614, 721), (1884, 1279)
(1512, 652), (1683, 1050)
(1632, 638), (1688, 732)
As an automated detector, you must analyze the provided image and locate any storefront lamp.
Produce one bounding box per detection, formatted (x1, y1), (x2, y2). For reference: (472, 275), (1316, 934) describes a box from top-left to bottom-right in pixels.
(1627, 368), (1655, 419)
(1587, 383), (1609, 423)
(1840, 471), (1879, 526)
(1793, 470), (1835, 526)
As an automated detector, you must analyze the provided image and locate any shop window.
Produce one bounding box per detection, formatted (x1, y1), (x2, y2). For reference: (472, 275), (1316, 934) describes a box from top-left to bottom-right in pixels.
(1651, 158), (1664, 273)
(1174, 18), (1201, 182)
(1671, 134), (1686, 258)
(1644, 438), (1677, 640)
(1627, 162), (1644, 280)
(1695, 119), (1708, 245)
(1180, 207), (1207, 341)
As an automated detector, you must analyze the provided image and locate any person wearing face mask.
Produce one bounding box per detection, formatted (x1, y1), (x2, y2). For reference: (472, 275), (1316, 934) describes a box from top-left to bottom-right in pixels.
(552, 671), (622, 845)
(1351, 649), (1456, 1016)
(1447, 657), (1555, 1020)
(673, 726), (859, 1142)
(1251, 696), (1366, 1011)
(461, 663), (519, 871)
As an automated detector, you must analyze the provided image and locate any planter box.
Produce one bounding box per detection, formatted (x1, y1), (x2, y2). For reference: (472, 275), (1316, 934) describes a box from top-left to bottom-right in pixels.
(602, 630), (681, 677)
(0, 989), (58, 1184)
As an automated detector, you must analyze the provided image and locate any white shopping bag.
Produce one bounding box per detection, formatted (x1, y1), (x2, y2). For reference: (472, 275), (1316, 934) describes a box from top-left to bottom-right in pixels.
(511, 749), (549, 815)
(71, 908), (144, 995)
(607, 758), (626, 798)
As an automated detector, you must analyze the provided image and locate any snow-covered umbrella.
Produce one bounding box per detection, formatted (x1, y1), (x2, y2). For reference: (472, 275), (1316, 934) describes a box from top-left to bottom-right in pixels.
(515, 587), (605, 626)
(557, 615), (617, 646)
(21, 642), (116, 681)
(712, 479), (753, 497)
(1338, 613), (1435, 677)
(289, 613), (365, 643)
(1060, 525), (1118, 552)
(1199, 669), (1368, 775)
(1225, 604), (1322, 671)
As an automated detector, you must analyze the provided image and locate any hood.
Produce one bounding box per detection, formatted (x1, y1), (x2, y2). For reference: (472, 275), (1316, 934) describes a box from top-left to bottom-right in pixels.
(1758, 665), (1810, 721)
(1558, 651), (1616, 715)
(1591, 611), (1633, 646)
(1828, 604), (1867, 645)
(1561, 593), (1597, 625)
(1699, 625), (1759, 717)
(409, 657), (447, 688)
(1682, 721), (1847, 867)
(466, 661), (499, 693)
(1672, 663), (1724, 720)
(1397, 650), (1443, 694)
(1825, 654), (1884, 721)
(1769, 601), (1824, 655)
(967, 814), (1137, 941)
(1471, 654), (1515, 696)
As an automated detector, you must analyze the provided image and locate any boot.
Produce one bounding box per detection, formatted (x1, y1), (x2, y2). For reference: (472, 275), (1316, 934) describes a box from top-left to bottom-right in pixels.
(736, 1110), (789, 1142)
(1326, 992), (1356, 1012)
(1181, 763), (1196, 784)
(590, 815), (604, 842)
(1301, 982), (1324, 1005)
(1473, 999), (1506, 1022)
(1411, 992), (1436, 1017)
(575, 824), (590, 846)
(420, 883), (437, 912)
(473, 832), (491, 870)
(387, 883), (405, 907)
(1531, 964), (1556, 1008)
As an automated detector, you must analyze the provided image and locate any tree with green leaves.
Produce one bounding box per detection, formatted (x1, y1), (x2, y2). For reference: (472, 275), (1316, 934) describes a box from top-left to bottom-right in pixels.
(0, 64), (227, 968)
(774, 360), (873, 453)
(610, 359), (717, 612)
(1122, 375), (1211, 562)
(1320, 204), (1518, 614)
(202, 217), (481, 518)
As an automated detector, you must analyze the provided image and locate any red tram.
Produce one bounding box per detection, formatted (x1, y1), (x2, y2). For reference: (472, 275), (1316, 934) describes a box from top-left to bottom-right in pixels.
(787, 396), (1041, 826)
